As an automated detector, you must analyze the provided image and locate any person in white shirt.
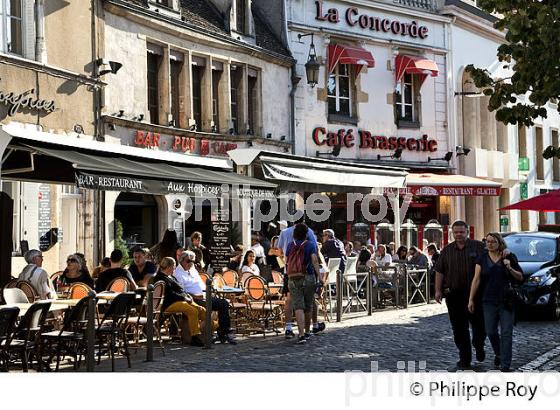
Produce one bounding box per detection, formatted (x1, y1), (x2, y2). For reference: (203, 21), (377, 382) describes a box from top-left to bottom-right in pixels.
(19, 249), (57, 300)
(250, 235), (266, 265)
(173, 251), (236, 344)
(373, 245), (393, 267)
(241, 250), (260, 276)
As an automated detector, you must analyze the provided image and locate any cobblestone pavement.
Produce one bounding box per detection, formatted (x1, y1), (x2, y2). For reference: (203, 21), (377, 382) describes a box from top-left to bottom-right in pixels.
(71, 303), (559, 372)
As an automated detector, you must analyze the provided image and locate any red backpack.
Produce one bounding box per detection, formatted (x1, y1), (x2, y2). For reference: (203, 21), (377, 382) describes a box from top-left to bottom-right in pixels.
(286, 240), (308, 278)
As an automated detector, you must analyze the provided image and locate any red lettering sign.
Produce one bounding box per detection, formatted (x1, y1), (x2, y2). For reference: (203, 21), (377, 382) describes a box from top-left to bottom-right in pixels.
(314, 1), (429, 39)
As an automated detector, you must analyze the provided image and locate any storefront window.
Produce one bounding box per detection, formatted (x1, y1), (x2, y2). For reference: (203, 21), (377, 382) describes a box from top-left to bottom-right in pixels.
(212, 68), (222, 132)
(170, 59), (183, 127)
(0, 0), (23, 55)
(395, 73), (418, 126)
(247, 71), (258, 134)
(147, 50), (161, 125)
(192, 64), (203, 131)
(235, 0), (246, 33)
(400, 218), (418, 248)
(230, 66), (241, 133)
(327, 64), (352, 117)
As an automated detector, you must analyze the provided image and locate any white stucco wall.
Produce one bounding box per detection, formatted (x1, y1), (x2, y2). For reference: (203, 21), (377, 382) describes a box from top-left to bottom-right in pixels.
(288, 0), (450, 163)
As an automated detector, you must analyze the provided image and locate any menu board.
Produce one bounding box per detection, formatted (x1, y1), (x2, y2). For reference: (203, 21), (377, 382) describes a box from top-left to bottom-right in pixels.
(209, 212), (231, 271)
(38, 184), (51, 251)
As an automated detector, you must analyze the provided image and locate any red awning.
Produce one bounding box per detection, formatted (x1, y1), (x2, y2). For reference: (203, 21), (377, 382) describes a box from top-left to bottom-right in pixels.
(499, 189), (560, 212)
(395, 54), (439, 86)
(328, 44), (375, 75)
(385, 173), (501, 196)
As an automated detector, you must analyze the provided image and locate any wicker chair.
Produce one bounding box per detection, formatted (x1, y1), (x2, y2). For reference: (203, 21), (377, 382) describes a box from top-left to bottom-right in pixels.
(240, 272), (254, 287)
(0, 307), (20, 371)
(212, 274), (226, 290)
(4, 278), (18, 289)
(3, 288), (30, 305)
(199, 272), (210, 285)
(4, 301), (51, 371)
(96, 292), (136, 372)
(49, 271), (63, 290)
(16, 281), (39, 303)
(68, 283), (93, 299)
(40, 295), (95, 370)
(222, 270), (239, 287)
(107, 277), (131, 293)
(244, 276), (282, 337)
(125, 281), (166, 356)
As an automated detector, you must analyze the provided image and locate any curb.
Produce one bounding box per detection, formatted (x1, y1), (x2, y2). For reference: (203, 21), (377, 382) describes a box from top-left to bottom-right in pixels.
(518, 346), (560, 371)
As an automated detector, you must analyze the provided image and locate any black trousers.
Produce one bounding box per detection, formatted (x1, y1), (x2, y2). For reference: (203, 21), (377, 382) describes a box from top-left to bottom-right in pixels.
(445, 289), (486, 365)
(195, 297), (231, 336)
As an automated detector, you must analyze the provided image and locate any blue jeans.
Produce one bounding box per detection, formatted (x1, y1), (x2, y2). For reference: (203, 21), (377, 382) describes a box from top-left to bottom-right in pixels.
(483, 301), (514, 368)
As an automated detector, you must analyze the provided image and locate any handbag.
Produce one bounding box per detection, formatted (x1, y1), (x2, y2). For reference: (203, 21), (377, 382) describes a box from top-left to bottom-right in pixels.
(503, 282), (523, 311)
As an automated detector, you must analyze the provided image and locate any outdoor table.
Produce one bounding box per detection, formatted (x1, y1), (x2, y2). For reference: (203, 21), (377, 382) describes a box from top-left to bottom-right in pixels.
(214, 286), (244, 296)
(3, 302), (71, 317)
(96, 291), (141, 301)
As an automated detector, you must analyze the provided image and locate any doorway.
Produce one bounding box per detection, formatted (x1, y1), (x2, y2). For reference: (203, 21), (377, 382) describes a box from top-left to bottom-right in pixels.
(114, 193), (159, 249)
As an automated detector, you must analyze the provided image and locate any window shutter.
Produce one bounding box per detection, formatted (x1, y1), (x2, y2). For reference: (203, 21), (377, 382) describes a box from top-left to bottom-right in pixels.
(23, 0), (36, 60)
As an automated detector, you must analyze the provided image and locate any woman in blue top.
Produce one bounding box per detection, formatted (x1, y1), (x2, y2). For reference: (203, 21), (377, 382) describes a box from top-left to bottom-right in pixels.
(468, 232), (523, 372)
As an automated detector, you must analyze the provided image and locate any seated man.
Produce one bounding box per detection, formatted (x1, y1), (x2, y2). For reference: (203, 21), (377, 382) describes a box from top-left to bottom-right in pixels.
(155, 257), (205, 347)
(129, 247), (157, 287)
(95, 249), (138, 292)
(19, 249), (57, 300)
(174, 251), (236, 344)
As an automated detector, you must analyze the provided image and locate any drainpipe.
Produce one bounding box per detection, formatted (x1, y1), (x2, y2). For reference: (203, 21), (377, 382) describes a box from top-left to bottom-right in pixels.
(34, 0), (47, 63)
(290, 64), (300, 155)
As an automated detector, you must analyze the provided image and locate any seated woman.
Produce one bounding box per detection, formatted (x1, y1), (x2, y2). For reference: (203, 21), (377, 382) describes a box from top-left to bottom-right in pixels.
(60, 254), (94, 288)
(392, 246), (409, 263)
(241, 250), (260, 276)
(154, 257), (206, 347)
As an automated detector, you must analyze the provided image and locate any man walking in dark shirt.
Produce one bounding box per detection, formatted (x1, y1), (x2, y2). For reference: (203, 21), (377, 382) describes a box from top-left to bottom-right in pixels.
(95, 249), (137, 292)
(434, 220), (486, 371)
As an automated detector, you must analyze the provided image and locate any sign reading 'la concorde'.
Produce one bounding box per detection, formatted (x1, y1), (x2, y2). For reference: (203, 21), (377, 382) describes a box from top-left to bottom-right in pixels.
(314, 0), (430, 39)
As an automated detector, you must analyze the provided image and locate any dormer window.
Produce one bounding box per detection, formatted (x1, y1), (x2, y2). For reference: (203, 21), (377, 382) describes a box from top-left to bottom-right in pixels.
(235, 0), (247, 33)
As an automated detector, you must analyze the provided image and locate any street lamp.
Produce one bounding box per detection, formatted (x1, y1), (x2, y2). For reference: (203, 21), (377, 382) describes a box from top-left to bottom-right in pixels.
(298, 33), (320, 87)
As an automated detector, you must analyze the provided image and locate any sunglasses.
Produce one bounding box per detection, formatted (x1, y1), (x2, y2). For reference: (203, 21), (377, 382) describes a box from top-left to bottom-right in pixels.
(67, 258), (79, 263)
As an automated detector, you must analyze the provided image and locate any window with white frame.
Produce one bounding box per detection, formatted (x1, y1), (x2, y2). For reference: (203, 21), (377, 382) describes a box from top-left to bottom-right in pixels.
(0, 0), (23, 55)
(395, 73), (419, 125)
(327, 64), (352, 118)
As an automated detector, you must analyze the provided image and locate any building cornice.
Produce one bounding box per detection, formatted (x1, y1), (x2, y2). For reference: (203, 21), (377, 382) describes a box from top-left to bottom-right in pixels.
(443, 5), (505, 43)
(104, 0), (295, 67)
(0, 54), (105, 87)
(102, 116), (293, 149)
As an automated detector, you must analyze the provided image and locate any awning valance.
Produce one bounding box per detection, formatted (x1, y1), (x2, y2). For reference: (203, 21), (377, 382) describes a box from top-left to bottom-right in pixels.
(395, 54), (439, 86)
(328, 44), (375, 75)
(2, 141), (276, 199)
(499, 189), (560, 212)
(260, 155), (406, 191)
(389, 173), (501, 196)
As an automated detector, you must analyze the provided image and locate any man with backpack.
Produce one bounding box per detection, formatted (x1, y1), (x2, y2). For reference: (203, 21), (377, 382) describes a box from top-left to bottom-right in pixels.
(285, 223), (322, 344)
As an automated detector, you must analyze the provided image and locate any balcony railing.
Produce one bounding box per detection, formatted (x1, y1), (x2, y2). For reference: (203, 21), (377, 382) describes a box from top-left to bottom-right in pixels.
(393, 0), (436, 12)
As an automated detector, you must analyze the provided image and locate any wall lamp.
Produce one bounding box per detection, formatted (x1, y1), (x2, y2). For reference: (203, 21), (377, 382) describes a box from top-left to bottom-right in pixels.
(96, 59), (123, 76)
(316, 145), (341, 158)
(428, 151), (453, 162)
(298, 33), (320, 87)
(377, 148), (403, 161)
(454, 91), (484, 98)
(456, 145), (471, 156)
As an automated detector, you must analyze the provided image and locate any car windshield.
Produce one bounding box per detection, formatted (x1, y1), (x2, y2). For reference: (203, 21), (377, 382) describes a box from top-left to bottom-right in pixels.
(504, 236), (557, 263)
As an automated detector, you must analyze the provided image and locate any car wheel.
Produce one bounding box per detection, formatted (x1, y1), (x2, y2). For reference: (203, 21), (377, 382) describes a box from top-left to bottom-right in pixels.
(547, 288), (560, 321)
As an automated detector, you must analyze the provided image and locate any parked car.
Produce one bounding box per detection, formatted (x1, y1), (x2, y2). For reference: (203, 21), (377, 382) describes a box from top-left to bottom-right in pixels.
(504, 232), (560, 320)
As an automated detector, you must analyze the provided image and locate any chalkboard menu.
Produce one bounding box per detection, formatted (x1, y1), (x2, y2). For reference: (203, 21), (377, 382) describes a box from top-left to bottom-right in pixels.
(209, 213), (231, 271)
(38, 184), (51, 251)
